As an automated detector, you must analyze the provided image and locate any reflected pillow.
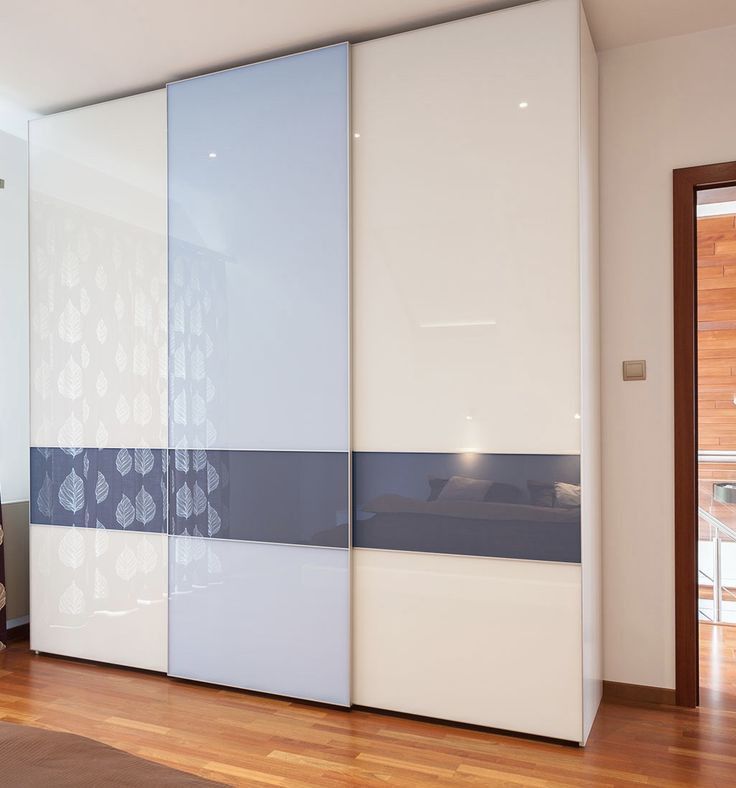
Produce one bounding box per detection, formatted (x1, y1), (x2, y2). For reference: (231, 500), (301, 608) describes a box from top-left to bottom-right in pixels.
(527, 480), (581, 508)
(428, 475), (524, 504)
(438, 475), (491, 501)
(555, 482), (581, 508)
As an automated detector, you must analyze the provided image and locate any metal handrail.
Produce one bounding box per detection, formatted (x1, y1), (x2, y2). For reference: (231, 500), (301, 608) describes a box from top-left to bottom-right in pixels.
(699, 507), (736, 542)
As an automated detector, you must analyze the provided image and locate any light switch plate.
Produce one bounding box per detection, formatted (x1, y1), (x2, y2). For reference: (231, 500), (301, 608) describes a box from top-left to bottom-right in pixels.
(623, 359), (646, 381)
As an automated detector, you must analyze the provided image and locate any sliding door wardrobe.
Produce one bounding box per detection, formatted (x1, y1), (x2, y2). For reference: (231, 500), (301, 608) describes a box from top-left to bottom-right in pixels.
(29, 91), (168, 671)
(351, 0), (600, 743)
(166, 43), (350, 705)
(28, 0), (599, 743)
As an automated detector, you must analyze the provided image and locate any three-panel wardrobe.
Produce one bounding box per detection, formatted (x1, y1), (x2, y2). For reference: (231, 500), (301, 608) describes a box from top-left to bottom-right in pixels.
(29, 0), (601, 744)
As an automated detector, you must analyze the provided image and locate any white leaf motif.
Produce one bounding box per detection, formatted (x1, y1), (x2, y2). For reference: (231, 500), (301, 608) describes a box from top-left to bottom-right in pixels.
(115, 394), (130, 423)
(134, 447), (154, 476)
(59, 581), (85, 615)
(115, 494), (135, 529)
(94, 569), (109, 600)
(176, 483), (193, 519)
(58, 414), (83, 452)
(96, 370), (108, 397)
(114, 292), (125, 320)
(115, 546), (137, 580)
(57, 356), (82, 400)
(58, 300), (82, 343)
(80, 287), (90, 315)
(137, 537), (157, 574)
(133, 342), (149, 376)
(95, 471), (109, 503)
(173, 344), (186, 379)
(58, 527), (85, 568)
(37, 473), (53, 517)
(192, 449), (207, 472)
(96, 319), (107, 344)
(80, 343), (90, 368)
(206, 462), (219, 493)
(193, 482), (207, 516)
(190, 347), (205, 381)
(96, 421), (108, 448)
(135, 486), (156, 525)
(173, 391), (187, 425)
(116, 448), (132, 476)
(174, 448), (189, 473)
(207, 503), (221, 537)
(58, 469), (85, 513)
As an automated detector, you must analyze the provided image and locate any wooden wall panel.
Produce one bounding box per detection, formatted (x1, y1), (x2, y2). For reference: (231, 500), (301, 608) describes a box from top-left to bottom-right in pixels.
(697, 215), (736, 450)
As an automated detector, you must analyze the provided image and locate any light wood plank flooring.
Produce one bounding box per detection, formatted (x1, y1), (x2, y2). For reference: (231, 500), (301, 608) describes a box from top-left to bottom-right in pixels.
(1, 635), (736, 786)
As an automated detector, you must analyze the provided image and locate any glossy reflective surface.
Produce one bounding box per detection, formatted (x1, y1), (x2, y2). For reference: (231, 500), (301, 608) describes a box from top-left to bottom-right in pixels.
(169, 538), (349, 705)
(167, 45), (350, 705)
(353, 452), (580, 561)
(169, 450), (348, 547)
(30, 525), (167, 672)
(167, 44), (349, 451)
(31, 447), (167, 533)
(29, 91), (168, 673)
(29, 91), (168, 451)
(353, 549), (582, 740)
(352, 5), (580, 455)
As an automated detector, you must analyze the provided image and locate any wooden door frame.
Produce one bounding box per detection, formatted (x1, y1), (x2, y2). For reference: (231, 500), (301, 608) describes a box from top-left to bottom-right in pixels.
(673, 161), (736, 707)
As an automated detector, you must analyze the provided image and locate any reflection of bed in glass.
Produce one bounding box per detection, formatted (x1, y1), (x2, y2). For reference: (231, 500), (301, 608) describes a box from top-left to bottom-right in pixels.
(319, 453), (581, 563)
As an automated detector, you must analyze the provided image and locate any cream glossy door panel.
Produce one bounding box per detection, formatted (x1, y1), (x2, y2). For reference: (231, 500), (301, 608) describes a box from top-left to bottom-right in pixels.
(29, 91), (168, 671)
(353, 549), (583, 741)
(29, 90), (167, 450)
(30, 525), (167, 672)
(352, 0), (581, 455)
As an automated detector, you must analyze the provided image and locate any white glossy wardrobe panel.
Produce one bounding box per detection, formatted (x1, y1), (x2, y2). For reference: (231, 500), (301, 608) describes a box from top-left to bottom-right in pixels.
(352, 0), (581, 454)
(30, 525), (167, 672)
(29, 91), (167, 450)
(353, 549), (583, 741)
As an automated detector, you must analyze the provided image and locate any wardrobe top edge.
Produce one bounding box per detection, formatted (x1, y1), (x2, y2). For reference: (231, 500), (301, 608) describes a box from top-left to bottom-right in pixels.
(29, 0), (581, 122)
(28, 88), (165, 128)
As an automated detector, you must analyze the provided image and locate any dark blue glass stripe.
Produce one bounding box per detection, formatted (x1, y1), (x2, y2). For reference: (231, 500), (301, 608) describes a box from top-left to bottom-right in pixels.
(353, 452), (581, 563)
(30, 447), (167, 533)
(168, 450), (349, 548)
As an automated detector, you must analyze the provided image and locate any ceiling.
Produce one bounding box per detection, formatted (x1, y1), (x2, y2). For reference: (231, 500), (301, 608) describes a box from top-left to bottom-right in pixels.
(3, 0), (736, 116)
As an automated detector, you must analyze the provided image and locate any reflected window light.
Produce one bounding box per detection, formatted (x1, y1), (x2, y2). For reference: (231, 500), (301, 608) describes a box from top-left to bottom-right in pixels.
(519, 101), (529, 109)
(465, 415), (473, 421)
(353, 132), (361, 138)
(574, 413), (581, 420)
(208, 152), (217, 159)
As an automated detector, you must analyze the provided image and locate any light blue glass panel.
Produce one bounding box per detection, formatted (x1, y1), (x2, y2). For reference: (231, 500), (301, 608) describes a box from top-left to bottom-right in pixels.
(167, 44), (348, 451)
(168, 538), (350, 705)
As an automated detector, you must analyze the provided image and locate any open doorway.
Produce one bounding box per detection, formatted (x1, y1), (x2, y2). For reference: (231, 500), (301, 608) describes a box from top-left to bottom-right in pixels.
(674, 163), (736, 708)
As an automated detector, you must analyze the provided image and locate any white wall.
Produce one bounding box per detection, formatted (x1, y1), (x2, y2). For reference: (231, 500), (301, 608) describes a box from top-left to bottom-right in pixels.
(600, 24), (736, 688)
(0, 109), (33, 504)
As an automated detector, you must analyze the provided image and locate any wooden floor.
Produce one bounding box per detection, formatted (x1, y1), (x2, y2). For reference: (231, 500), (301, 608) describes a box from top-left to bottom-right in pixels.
(2, 633), (736, 786)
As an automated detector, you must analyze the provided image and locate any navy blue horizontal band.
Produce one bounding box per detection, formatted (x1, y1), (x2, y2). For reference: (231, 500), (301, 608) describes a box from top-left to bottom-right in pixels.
(30, 447), (167, 533)
(351, 452), (581, 563)
(169, 450), (349, 548)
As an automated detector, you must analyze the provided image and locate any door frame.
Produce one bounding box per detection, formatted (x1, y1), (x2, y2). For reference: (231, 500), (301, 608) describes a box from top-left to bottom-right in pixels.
(673, 161), (736, 707)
